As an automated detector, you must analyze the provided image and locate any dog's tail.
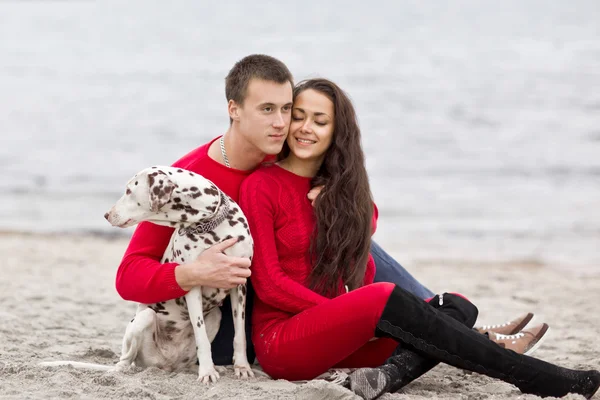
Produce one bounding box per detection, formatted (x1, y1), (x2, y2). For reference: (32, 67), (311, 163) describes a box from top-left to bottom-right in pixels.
(39, 360), (114, 371)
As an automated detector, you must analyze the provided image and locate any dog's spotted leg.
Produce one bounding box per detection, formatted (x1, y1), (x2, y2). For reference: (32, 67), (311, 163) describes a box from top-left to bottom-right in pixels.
(230, 284), (254, 379)
(116, 305), (156, 371)
(185, 287), (219, 384)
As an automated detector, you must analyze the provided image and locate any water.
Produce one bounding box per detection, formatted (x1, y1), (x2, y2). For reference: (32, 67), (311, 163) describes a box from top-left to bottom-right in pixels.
(1, 1), (599, 271)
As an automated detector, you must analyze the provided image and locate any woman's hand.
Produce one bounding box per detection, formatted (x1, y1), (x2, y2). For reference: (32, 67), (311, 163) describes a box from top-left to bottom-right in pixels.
(307, 185), (324, 206)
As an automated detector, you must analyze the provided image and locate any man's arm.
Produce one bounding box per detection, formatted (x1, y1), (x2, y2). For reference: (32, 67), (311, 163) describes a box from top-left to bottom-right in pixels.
(115, 222), (185, 303)
(116, 222), (252, 304)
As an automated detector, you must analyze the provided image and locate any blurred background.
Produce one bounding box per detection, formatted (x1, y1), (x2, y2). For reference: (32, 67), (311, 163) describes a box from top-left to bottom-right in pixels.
(1, 0), (598, 272)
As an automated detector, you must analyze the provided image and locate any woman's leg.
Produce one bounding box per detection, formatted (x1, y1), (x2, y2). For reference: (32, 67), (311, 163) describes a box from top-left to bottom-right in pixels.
(254, 282), (397, 381)
(353, 285), (600, 399)
(347, 292), (479, 399)
(254, 284), (478, 381)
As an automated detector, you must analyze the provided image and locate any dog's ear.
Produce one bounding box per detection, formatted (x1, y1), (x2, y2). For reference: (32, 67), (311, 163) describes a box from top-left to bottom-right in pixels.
(148, 172), (177, 212)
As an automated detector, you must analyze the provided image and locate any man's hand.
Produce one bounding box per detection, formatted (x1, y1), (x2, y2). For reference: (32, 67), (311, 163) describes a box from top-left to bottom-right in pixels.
(307, 185), (324, 206)
(174, 238), (251, 291)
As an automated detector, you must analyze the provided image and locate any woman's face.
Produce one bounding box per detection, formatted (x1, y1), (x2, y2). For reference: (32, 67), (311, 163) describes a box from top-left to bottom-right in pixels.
(287, 89), (335, 162)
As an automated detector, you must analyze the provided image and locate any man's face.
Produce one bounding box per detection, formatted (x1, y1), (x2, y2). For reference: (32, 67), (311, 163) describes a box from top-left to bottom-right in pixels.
(233, 78), (293, 155)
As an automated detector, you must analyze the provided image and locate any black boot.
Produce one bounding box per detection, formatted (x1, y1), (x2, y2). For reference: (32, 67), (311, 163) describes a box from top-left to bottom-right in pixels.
(373, 286), (600, 399)
(346, 293), (479, 399)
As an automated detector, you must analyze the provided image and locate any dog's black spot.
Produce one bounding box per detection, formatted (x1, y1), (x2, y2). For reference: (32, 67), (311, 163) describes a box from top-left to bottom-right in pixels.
(242, 311), (245, 320)
(209, 232), (220, 242)
(130, 317), (135, 323)
(204, 238), (213, 245)
(187, 232), (199, 242)
(137, 202), (141, 206)
(185, 205), (200, 215)
(237, 235), (245, 242)
(182, 188), (189, 192)
(190, 186), (198, 191)
(240, 285), (247, 295)
(189, 172), (194, 177)
(207, 205), (216, 212)
(191, 191), (203, 199)
(181, 214), (188, 222)
(150, 303), (169, 315)
(173, 197), (181, 203)
(135, 181), (138, 185)
(153, 187), (160, 195)
(233, 309), (238, 318)
(204, 187), (219, 196)
(177, 169), (183, 173)
(164, 320), (179, 335)
(159, 180), (163, 184)
(184, 244), (191, 251)
(229, 220), (239, 227)
(197, 320), (203, 327)
(168, 172), (173, 175)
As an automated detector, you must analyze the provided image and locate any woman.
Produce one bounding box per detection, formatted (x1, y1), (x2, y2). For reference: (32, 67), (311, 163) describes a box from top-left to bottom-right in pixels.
(237, 79), (600, 399)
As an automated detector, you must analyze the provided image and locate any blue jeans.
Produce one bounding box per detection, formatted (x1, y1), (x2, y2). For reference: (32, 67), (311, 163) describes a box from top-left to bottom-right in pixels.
(371, 240), (434, 299)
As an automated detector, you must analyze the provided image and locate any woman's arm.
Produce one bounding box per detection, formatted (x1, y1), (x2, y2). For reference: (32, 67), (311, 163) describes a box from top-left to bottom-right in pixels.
(239, 176), (329, 314)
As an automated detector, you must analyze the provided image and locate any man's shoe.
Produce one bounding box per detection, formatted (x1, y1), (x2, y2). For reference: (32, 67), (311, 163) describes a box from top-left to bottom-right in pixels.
(475, 312), (534, 335)
(488, 323), (550, 355)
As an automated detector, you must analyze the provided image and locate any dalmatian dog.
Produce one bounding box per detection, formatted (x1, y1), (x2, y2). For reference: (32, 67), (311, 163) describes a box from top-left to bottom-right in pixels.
(41, 166), (254, 383)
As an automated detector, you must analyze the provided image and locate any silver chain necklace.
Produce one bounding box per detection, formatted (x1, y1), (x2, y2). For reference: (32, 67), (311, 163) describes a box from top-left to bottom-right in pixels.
(219, 136), (230, 168)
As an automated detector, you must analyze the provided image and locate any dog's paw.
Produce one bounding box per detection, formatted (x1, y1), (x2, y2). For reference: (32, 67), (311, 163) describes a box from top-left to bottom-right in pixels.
(234, 363), (254, 379)
(197, 365), (220, 384)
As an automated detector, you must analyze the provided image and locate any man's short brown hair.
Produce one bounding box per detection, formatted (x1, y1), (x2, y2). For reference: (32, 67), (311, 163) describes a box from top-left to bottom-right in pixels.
(225, 54), (294, 106)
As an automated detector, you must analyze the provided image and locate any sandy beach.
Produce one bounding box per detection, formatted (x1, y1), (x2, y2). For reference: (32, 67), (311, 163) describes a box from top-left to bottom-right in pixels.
(1, 232), (599, 400)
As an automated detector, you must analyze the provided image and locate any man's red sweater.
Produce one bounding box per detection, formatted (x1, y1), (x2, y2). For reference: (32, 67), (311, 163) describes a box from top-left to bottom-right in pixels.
(115, 136), (254, 304)
(238, 164), (377, 338)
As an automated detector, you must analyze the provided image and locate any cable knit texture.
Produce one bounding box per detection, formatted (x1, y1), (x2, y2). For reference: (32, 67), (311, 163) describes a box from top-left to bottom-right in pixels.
(238, 164), (377, 340)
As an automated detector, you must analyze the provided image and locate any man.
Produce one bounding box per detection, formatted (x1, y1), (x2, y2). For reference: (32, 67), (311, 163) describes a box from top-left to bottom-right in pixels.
(116, 54), (546, 367)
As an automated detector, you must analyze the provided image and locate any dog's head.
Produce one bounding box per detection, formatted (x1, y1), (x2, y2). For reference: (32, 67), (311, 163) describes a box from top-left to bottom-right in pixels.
(104, 166), (223, 229)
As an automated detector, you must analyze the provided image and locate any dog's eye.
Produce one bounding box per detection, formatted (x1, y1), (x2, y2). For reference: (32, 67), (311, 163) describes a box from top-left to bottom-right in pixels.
(126, 188), (132, 195)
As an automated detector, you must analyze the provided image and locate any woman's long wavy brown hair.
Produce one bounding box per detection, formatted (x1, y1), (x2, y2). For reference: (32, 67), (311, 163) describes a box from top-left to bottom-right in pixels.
(282, 79), (374, 297)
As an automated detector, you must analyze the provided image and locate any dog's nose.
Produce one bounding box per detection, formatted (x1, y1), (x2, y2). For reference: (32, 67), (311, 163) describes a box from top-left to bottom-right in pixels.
(104, 212), (109, 220)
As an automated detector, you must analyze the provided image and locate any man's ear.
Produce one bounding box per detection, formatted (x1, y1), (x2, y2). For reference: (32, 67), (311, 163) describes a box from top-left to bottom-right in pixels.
(228, 99), (241, 122)
(147, 172), (177, 212)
